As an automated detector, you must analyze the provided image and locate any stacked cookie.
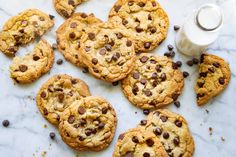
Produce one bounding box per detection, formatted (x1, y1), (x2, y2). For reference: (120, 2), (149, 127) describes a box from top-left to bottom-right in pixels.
(0, 9), (55, 83)
(36, 74), (117, 151)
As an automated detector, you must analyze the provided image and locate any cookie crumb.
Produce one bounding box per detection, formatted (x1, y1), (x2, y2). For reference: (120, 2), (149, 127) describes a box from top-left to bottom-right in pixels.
(49, 132), (56, 140)
(135, 111), (138, 114)
(174, 25), (180, 31)
(56, 59), (63, 65)
(44, 124), (47, 128)
(41, 151), (47, 157)
(221, 136), (225, 142)
(205, 109), (209, 114)
(209, 127), (213, 135)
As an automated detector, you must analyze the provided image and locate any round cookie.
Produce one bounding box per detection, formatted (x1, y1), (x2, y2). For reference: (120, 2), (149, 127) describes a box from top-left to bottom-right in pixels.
(58, 96), (117, 151)
(122, 54), (184, 109)
(113, 128), (168, 157)
(54, 0), (88, 18)
(56, 13), (102, 67)
(36, 74), (91, 126)
(9, 39), (54, 84)
(80, 23), (136, 82)
(109, 0), (169, 52)
(195, 54), (231, 106)
(138, 109), (195, 157)
(0, 9), (54, 56)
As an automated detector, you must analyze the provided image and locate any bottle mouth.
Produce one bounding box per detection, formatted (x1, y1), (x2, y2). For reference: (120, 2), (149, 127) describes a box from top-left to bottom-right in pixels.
(196, 4), (223, 31)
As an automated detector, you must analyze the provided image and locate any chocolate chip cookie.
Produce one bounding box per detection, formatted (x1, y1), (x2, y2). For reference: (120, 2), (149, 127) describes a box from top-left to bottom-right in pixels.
(54, 0), (87, 18)
(195, 54), (231, 106)
(56, 13), (102, 67)
(0, 9), (54, 56)
(109, 0), (169, 52)
(36, 74), (91, 126)
(80, 23), (136, 82)
(113, 128), (168, 157)
(59, 96), (117, 151)
(9, 39), (54, 84)
(122, 54), (184, 109)
(138, 109), (195, 157)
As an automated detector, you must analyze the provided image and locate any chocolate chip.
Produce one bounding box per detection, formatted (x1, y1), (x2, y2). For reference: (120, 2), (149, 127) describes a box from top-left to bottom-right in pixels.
(172, 93), (179, 101)
(160, 115), (168, 122)
(136, 26), (143, 33)
(33, 55), (40, 61)
(78, 135), (85, 141)
(152, 1), (157, 7)
(168, 44), (174, 51)
(174, 101), (181, 108)
(152, 80), (158, 87)
(213, 62), (220, 68)
(2, 120), (10, 127)
(176, 61), (182, 67)
(197, 93), (205, 99)
(148, 14), (152, 20)
(56, 59), (63, 65)
(140, 79), (147, 85)
(183, 71), (189, 78)
(105, 44), (112, 51)
(114, 5), (121, 12)
(200, 72), (207, 77)
(172, 62), (178, 69)
(68, 115), (75, 124)
(200, 54), (205, 63)
(186, 60), (194, 66)
(85, 46), (91, 52)
(153, 127), (162, 135)
(71, 79), (77, 84)
(144, 42), (151, 49)
(126, 40), (132, 47)
(49, 14), (55, 20)
(150, 59), (157, 64)
(192, 58), (199, 64)
(39, 16), (45, 21)
(52, 43), (57, 50)
(85, 128), (93, 136)
(146, 139), (154, 146)
(144, 90), (152, 97)
(163, 132), (169, 139)
(58, 93), (64, 103)
(164, 52), (171, 57)
(132, 72), (140, 79)
(219, 77), (225, 85)
(19, 65), (28, 72)
(98, 123), (105, 129)
(118, 133), (125, 140)
(92, 58), (98, 65)
(173, 137), (180, 146)
(41, 91), (46, 98)
(78, 107), (86, 115)
(128, 1), (134, 6)
(174, 25), (180, 31)
(197, 81), (204, 88)
(125, 152), (133, 157)
(132, 136), (139, 143)
(160, 73), (167, 81)
(116, 32), (123, 39)
(140, 56), (149, 63)
(88, 32), (95, 40)
(150, 27), (156, 33)
(170, 51), (176, 58)
(80, 13), (88, 18)
(138, 2), (145, 7)
(102, 107), (108, 114)
(19, 29), (24, 33)
(151, 72), (158, 79)
(112, 81), (119, 86)
(208, 67), (215, 73)
(70, 22), (77, 28)
(175, 120), (182, 127)
(132, 85), (139, 95)
(69, 32), (76, 39)
(143, 109), (150, 115)
(99, 48), (106, 55)
(43, 108), (48, 115)
(49, 132), (56, 140)
(143, 152), (150, 157)
(68, 0), (75, 5)
(155, 65), (161, 72)
(140, 120), (147, 126)
(80, 119), (87, 126)
(122, 19), (128, 25)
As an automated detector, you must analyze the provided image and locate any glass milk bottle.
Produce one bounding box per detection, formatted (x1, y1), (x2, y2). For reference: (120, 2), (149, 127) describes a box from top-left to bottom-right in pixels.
(175, 4), (223, 56)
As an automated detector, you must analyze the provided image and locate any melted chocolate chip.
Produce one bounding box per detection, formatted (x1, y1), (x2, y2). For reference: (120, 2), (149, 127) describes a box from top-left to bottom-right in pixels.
(197, 81), (204, 88)
(98, 123), (105, 129)
(200, 72), (207, 77)
(92, 58), (98, 65)
(102, 107), (108, 114)
(144, 42), (151, 49)
(19, 65), (28, 72)
(160, 73), (167, 81)
(33, 55), (40, 61)
(78, 107), (86, 115)
(160, 115), (168, 122)
(118, 133), (125, 140)
(80, 13), (88, 18)
(175, 120), (182, 127)
(132, 136), (139, 143)
(138, 2), (145, 7)
(114, 5), (121, 12)
(116, 32), (123, 39)
(68, 115), (75, 124)
(105, 44), (112, 51)
(85, 128), (93, 136)
(213, 62), (220, 68)
(146, 139), (154, 147)
(122, 19), (128, 25)
(99, 48), (106, 55)
(140, 56), (149, 63)
(173, 137), (180, 146)
(197, 93), (205, 99)
(132, 85), (139, 95)
(136, 26), (143, 33)
(152, 1), (157, 7)
(43, 108), (48, 115)
(140, 79), (147, 85)
(153, 127), (162, 135)
(78, 135), (85, 141)
(58, 93), (64, 103)
(69, 32), (76, 39)
(155, 65), (162, 72)
(41, 91), (46, 98)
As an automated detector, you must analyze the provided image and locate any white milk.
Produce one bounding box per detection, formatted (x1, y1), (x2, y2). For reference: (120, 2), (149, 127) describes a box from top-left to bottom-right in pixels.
(175, 4), (223, 56)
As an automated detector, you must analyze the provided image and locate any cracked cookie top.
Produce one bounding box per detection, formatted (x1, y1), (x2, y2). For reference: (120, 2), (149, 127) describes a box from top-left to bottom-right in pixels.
(0, 9), (54, 56)
(36, 74), (91, 126)
(195, 54), (231, 106)
(138, 109), (195, 157)
(80, 23), (136, 82)
(109, 0), (169, 52)
(122, 54), (184, 109)
(113, 128), (168, 157)
(9, 39), (54, 84)
(58, 96), (117, 151)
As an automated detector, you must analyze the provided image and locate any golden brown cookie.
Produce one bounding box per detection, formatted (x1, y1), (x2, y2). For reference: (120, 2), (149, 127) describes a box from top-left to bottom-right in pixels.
(9, 39), (54, 84)
(79, 23), (136, 82)
(56, 13), (102, 67)
(138, 109), (195, 157)
(36, 74), (91, 126)
(109, 0), (169, 52)
(53, 0), (88, 18)
(122, 54), (184, 109)
(195, 54), (231, 106)
(0, 9), (54, 56)
(59, 96), (117, 151)
(113, 128), (168, 157)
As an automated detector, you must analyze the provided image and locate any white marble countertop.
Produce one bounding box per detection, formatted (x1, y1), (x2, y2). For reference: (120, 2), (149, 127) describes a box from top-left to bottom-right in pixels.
(0, 0), (235, 157)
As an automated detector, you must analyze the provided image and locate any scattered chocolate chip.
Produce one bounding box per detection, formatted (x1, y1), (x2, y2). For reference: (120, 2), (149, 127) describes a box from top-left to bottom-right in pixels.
(85, 128), (93, 136)
(208, 67), (215, 73)
(176, 61), (182, 67)
(183, 71), (189, 78)
(105, 44), (112, 51)
(138, 2), (145, 7)
(49, 132), (56, 140)
(163, 132), (169, 139)
(151, 72), (158, 79)
(118, 133), (125, 140)
(69, 32), (76, 39)
(160, 73), (167, 81)
(192, 58), (199, 64)
(92, 58), (98, 65)
(98, 123), (105, 129)
(144, 42), (151, 49)
(213, 62), (220, 68)
(144, 90), (152, 97)
(102, 107), (108, 114)
(168, 44), (174, 51)
(56, 59), (63, 65)
(197, 93), (205, 99)
(148, 14), (152, 20)
(140, 56), (149, 63)
(143, 153), (150, 157)
(126, 40), (132, 47)
(78, 107), (86, 115)
(112, 81), (119, 86)
(140, 79), (147, 85)
(186, 60), (194, 66)
(49, 14), (55, 20)
(200, 72), (207, 77)
(70, 22), (77, 28)
(68, 115), (75, 124)
(136, 26), (143, 33)
(153, 127), (162, 135)
(128, 1), (134, 6)
(172, 62), (178, 69)
(140, 120), (147, 126)
(146, 139), (154, 147)
(58, 93), (64, 103)
(88, 32), (95, 40)
(68, 0), (75, 5)
(116, 32), (123, 39)
(19, 65), (28, 72)
(122, 19), (128, 25)
(174, 101), (181, 108)
(155, 65), (161, 72)
(143, 109), (150, 115)
(172, 93), (179, 101)
(2, 120), (10, 127)
(150, 27), (156, 33)
(33, 55), (40, 61)
(80, 13), (88, 18)
(132, 85), (139, 95)
(78, 135), (85, 141)
(132, 72), (140, 79)
(160, 115), (168, 122)
(219, 77), (225, 85)
(175, 120), (182, 127)
(174, 25), (180, 31)
(114, 5), (121, 12)
(173, 137), (180, 146)
(132, 136), (139, 143)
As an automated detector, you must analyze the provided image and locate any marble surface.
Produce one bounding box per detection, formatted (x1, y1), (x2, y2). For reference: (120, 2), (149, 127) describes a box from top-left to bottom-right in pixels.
(0, 0), (235, 157)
